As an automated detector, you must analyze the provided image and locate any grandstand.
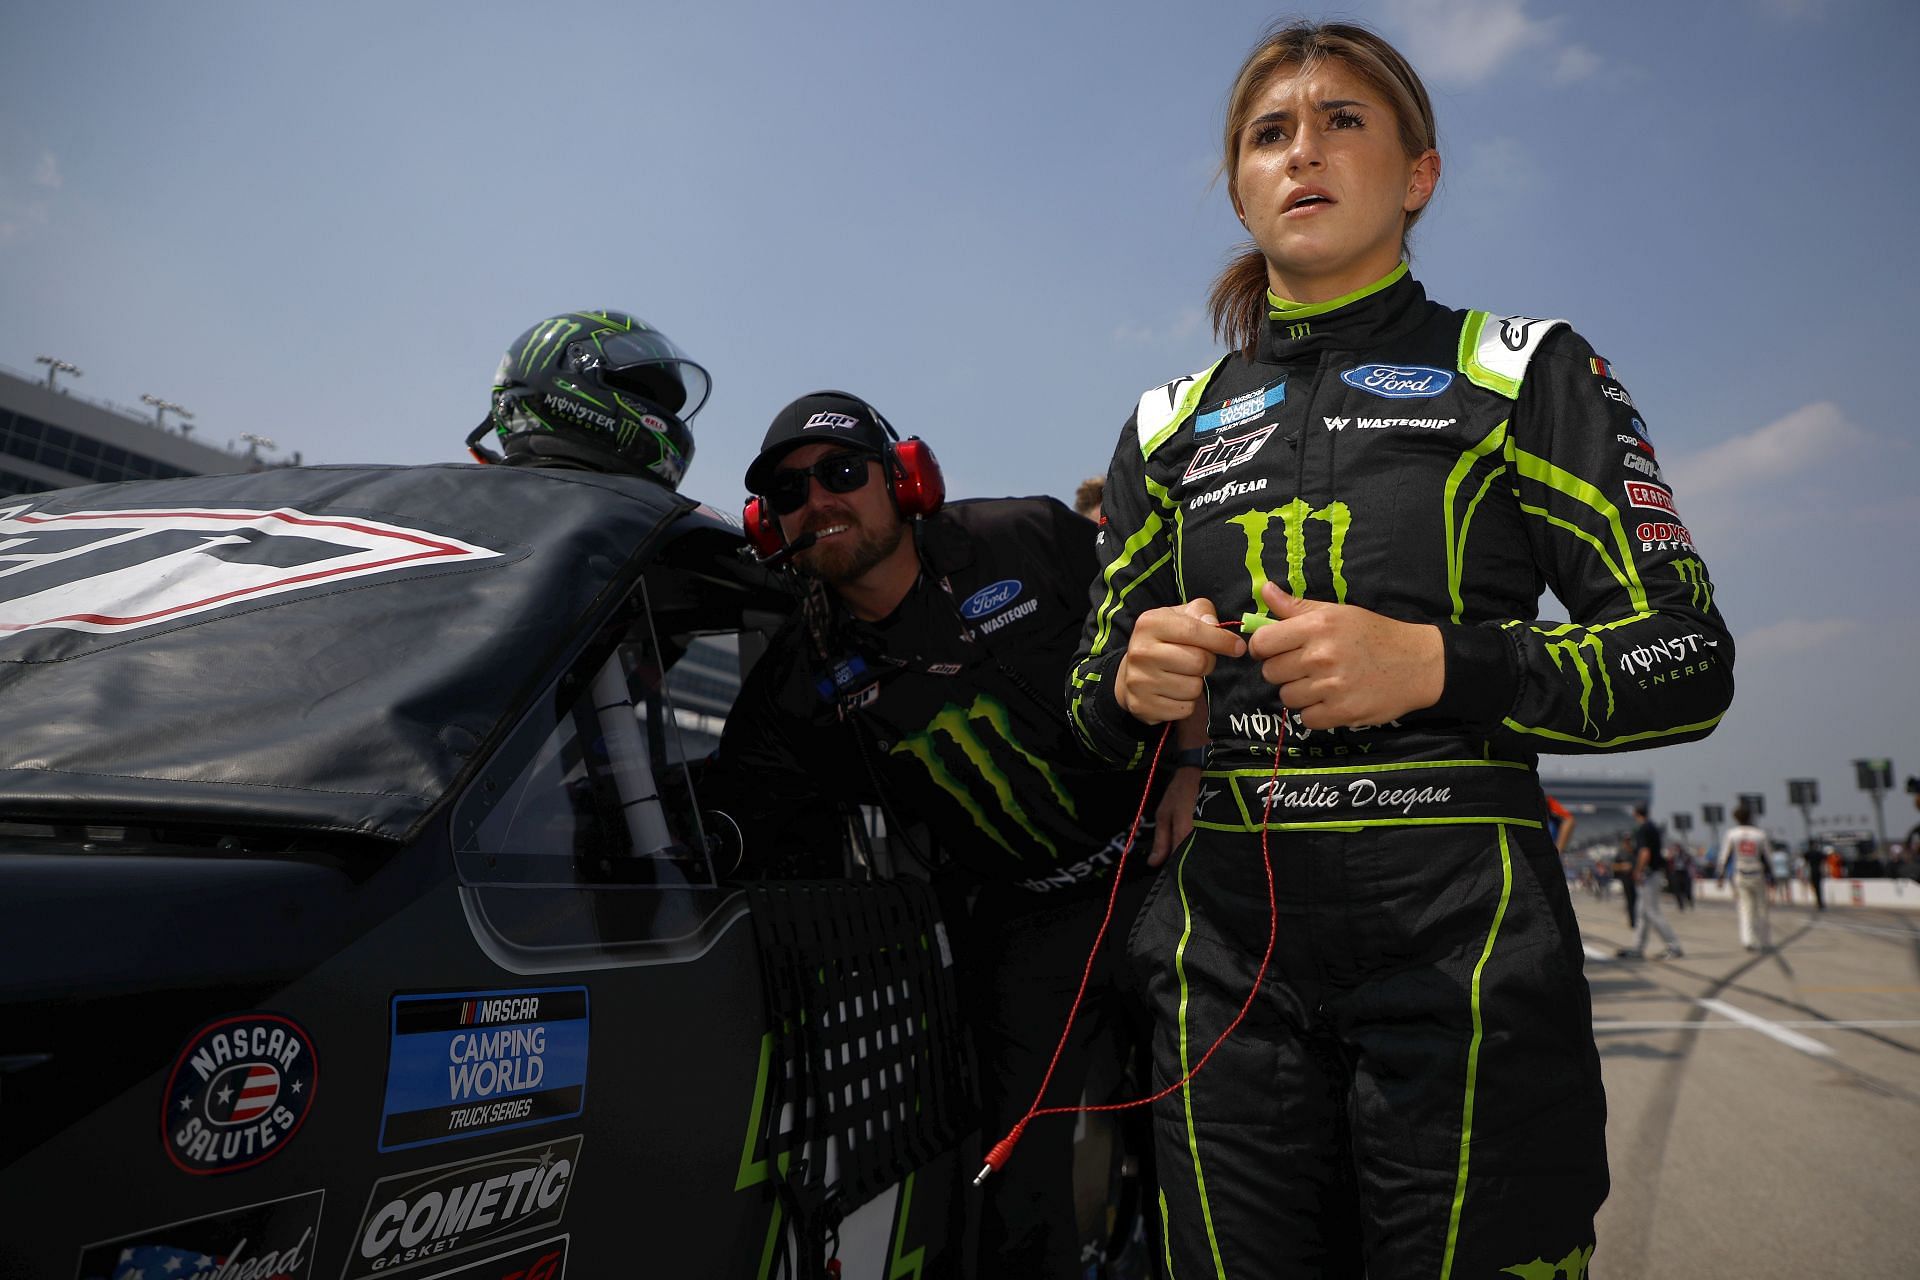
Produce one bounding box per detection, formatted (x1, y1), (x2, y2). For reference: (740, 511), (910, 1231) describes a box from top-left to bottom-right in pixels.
(0, 363), (298, 497)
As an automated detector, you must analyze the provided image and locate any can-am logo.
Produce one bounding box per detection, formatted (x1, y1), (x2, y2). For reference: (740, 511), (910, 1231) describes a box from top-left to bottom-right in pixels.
(960, 578), (1023, 619)
(0, 504), (501, 641)
(1338, 364), (1454, 399)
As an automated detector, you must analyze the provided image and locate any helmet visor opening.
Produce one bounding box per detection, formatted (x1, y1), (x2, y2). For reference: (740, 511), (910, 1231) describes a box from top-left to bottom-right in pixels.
(595, 330), (711, 419)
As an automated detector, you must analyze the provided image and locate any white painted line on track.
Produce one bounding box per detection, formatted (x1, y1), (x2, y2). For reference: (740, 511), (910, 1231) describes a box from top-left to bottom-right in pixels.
(1697, 998), (1834, 1056)
(1594, 1019), (1920, 1033)
(1583, 944), (1613, 962)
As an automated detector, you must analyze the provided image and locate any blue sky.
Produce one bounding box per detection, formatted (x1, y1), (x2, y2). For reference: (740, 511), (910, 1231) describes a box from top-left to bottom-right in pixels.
(2, 0), (1915, 845)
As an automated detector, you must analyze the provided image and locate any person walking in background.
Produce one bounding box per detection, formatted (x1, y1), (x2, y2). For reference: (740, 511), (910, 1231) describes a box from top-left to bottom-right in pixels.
(1066, 19), (1732, 1275)
(1800, 843), (1826, 909)
(1614, 833), (1639, 930)
(1718, 804), (1774, 952)
(1668, 844), (1695, 911)
(1618, 805), (1683, 959)
(1545, 793), (1576, 854)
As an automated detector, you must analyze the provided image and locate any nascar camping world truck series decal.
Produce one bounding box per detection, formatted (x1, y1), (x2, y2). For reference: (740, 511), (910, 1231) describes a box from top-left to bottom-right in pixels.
(161, 1012), (318, 1175)
(73, 1189), (324, 1280)
(379, 987), (588, 1152)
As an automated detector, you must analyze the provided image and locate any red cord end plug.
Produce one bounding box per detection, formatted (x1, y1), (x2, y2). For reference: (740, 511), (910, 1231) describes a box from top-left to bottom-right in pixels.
(973, 1120), (1029, 1186)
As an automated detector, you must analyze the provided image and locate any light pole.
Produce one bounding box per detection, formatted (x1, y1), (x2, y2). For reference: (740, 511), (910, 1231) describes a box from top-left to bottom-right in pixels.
(34, 355), (82, 391)
(1701, 802), (1726, 853)
(1788, 778), (1819, 857)
(1853, 759), (1893, 854)
(139, 394), (194, 434)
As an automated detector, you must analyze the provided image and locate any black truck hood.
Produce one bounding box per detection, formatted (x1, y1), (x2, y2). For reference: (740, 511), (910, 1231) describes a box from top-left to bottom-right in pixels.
(0, 463), (713, 842)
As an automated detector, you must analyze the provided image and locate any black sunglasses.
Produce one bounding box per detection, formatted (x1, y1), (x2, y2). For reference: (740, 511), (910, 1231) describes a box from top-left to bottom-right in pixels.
(766, 454), (877, 515)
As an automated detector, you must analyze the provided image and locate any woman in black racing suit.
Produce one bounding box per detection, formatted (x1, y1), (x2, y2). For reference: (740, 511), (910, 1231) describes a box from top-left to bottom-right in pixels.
(1067, 21), (1734, 1279)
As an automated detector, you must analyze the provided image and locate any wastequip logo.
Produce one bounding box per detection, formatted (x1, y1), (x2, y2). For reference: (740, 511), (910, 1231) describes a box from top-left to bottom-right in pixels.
(0, 503), (501, 646)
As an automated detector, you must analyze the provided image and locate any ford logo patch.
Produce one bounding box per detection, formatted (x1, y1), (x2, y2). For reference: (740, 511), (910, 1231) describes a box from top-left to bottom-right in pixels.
(960, 578), (1023, 619)
(1339, 364), (1454, 399)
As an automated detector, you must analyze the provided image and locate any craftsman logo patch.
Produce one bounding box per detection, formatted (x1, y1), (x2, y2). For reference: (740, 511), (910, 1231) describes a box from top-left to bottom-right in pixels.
(379, 987), (589, 1153)
(1623, 481), (1678, 516)
(0, 503), (501, 641)
(162, 1013), (317, 1175)
(73, 1189), (325, 1280)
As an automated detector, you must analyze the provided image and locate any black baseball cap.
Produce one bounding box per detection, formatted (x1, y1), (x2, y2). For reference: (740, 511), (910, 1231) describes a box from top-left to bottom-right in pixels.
(745, 390), (895, 492)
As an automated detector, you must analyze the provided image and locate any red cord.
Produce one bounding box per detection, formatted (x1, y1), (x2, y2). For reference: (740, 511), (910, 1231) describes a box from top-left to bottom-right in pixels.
(977, 622), (1284, 1185)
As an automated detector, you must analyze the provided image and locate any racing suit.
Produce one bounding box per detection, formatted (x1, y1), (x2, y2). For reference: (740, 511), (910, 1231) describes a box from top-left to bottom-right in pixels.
(1719, 823), (1775, 949)
(718, 496), (1162, 1276)
(1068, 264), (1734, 1278)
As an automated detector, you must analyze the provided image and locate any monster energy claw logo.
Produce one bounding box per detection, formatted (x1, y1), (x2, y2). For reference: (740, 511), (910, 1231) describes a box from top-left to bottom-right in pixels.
(1226, 498), (1352, 602)
(1542, 631), (1614, 734)
(890, 694), (1075, 858)
(1673, 557), (1713, 611)
(1502, 1244), (1594, 1280)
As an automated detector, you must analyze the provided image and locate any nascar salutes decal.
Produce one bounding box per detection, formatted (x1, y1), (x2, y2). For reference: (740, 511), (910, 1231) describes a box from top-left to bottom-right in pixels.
(408, 1236), (568, 1280)
(1195, 379), (1284, 433)
(162, 1012), (317, 1175)
(0, 503), (501, 643)
(379, 987), (588, 1153)
(343, 1136), (580, 1280)
(73, 1189), (324, 1280)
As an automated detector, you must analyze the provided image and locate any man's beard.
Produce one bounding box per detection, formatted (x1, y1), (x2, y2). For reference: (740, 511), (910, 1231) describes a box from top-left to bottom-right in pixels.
(795, 515), (906, 585)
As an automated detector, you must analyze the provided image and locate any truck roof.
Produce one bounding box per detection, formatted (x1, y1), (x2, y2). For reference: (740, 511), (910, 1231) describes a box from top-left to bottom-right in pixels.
(0, 463), (721, 843)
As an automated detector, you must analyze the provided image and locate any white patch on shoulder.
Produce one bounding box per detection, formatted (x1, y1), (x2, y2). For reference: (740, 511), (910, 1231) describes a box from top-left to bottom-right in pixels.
(1473, 315), (1566, 390)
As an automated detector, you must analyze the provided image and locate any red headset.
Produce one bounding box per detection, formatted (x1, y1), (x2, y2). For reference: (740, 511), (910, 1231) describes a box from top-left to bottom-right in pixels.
(741, 399), (944, 560)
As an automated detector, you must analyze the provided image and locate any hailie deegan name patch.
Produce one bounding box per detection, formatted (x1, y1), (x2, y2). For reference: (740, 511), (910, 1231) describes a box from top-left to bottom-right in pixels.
(161, 1012), (317, 1175)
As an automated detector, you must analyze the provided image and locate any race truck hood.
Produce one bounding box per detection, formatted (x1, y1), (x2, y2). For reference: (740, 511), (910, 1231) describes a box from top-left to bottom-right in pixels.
(0, 463), (713, 843)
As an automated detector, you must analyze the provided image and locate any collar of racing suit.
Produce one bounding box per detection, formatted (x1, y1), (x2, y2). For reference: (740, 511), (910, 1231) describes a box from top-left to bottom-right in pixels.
(1258, 260), (1427, 361)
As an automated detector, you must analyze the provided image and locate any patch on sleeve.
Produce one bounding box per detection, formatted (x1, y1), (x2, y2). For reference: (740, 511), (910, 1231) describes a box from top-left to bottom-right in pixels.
(1457, 312), (1567, 399)
(1135, 358), (1224, 459)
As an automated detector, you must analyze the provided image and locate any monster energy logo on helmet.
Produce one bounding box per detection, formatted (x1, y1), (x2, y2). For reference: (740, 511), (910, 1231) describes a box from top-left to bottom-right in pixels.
(486, 309), (711, 490)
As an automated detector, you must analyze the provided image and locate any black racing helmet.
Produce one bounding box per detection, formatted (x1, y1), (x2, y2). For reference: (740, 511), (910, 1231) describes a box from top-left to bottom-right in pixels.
(475, 310), (711, 488)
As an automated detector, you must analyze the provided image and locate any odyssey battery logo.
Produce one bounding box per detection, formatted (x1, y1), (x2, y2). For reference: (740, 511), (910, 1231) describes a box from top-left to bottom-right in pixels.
(161, 1012), (317, 1175)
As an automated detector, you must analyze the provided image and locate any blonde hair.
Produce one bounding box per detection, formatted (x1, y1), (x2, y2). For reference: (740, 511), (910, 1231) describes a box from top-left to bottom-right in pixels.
(1208, 20), (1440, 354)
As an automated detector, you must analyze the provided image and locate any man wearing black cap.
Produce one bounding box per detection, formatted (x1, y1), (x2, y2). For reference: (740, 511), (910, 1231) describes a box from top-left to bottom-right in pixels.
(716, 390), (1200, 1277)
